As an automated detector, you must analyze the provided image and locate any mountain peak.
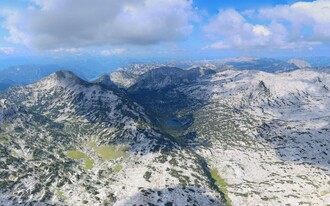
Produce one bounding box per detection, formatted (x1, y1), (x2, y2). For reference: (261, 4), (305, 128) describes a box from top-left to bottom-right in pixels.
(92, 74), (117, 89)
(53, 70), (83, 82)
(288, 59), (311, 69)
(38, 70), (90, 89)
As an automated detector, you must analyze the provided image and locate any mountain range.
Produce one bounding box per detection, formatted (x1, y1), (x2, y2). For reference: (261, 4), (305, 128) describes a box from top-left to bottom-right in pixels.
(0, 62), (329, 205)
(0, 58), (313, 91)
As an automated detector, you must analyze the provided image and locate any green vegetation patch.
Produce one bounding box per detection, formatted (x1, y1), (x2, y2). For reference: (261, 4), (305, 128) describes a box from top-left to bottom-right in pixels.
(87, 140), (97, 148)
(66, 150), (94, 170)
(84, 158), (94, 171)
(96, 145), (127, 160)
(320, 190), (330, 196)
(66, 150), (86, 159)
(113, 164), (122, 173)
(66, 144), (127, 171)
(210, 168), (232, 206)
(56, 188), (66, 199)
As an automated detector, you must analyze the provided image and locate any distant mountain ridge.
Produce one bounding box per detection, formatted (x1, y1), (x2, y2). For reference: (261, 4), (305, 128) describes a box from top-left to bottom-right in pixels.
(129, 66), (216, 91)
(109, 58), (313, 90)
(287, 59), (311, 68)
(0, 64), (101, 91)
(0, 58), (316, 91)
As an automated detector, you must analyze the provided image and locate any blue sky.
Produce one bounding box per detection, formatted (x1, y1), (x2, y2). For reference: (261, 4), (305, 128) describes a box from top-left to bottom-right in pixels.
(0, 0), (329, 63)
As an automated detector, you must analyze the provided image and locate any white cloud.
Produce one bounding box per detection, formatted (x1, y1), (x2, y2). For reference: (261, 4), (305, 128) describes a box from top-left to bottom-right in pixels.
(204, 0), (330, 50)
(0, 47), (15, 55)
(3, 0), (195, 50)
(203, 9), (286, 50)
(101, 48), (127, 56)
(259, 0), (330, 42)
(51, 48), (83, 54)
(260, 0), (330, 23)
(253, 25), (271, 37)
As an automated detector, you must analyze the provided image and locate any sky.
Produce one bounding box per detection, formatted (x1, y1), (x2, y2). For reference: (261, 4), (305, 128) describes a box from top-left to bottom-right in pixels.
(0, 0), (329, 63)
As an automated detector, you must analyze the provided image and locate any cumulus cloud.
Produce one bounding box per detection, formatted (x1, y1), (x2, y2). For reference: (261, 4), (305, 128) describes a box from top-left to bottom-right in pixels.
(101, 48), (127, 56)
(203, 9), (289, 50)
(3, 0), (194, 50)
(204, 0), (330, 50)
(259, 0), (330, 42)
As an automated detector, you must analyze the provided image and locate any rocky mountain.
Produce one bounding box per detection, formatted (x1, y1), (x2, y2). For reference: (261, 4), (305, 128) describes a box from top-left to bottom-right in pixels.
(108, 58), (302, 90)
(109, 63), (170, 88)
(222, 58), (299, 73)
(0, 64), (100, 91)
(287, 59), (311, 69)
(92, 74), (118, 90)
(0, 65), (329, 206)
(129, 67), (216, 91)
(124, 66), (330, 206)
(0, 70), (227, 206)
(0, 58), (314, 92)
(0, 65), (65, 91)
(110, 63), (233, 91)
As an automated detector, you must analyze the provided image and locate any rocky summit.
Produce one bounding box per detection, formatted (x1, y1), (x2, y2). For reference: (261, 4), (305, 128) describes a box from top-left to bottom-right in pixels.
(0, 66), (329, 206)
